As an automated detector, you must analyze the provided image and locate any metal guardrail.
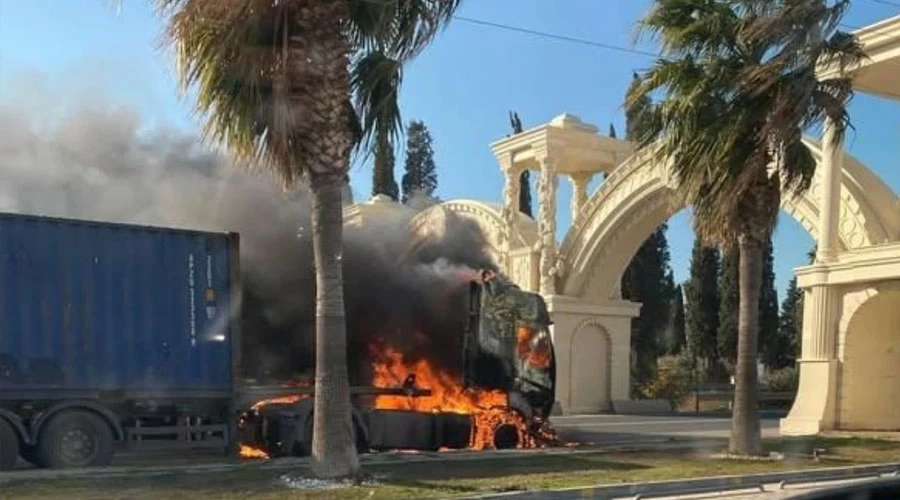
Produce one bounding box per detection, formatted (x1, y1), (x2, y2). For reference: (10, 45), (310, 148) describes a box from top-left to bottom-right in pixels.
(698, 390), (796, 402)
(787, 475), (900, 499)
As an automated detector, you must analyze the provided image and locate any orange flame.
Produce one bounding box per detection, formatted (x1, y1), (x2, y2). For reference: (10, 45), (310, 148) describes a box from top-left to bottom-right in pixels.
(517, 327), (551, 369)
(369, 343), (529, 450)
(239, 389), (311, 459)
(239, 444), (269, 459)
(251, 393), (308, 410)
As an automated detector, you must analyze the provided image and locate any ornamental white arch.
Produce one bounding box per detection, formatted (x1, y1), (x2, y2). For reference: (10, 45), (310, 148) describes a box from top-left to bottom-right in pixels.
(559, 138), (900, 301)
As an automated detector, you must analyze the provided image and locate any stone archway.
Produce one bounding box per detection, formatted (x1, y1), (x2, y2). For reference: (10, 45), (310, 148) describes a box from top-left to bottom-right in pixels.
(837, 286), (900, 430)
(558, 138), (900, 301)
(405, 200), (542, 291)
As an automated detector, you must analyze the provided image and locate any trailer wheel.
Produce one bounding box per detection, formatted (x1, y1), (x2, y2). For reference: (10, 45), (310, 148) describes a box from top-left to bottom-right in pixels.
(0, 418), (19, 470)
(35, 410), (114, 469)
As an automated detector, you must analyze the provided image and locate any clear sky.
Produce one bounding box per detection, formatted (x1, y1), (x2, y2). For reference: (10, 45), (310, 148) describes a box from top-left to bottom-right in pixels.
(1, 0), (899, 300)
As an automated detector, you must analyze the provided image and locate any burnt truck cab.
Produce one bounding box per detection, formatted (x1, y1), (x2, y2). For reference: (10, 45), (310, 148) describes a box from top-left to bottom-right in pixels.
(463, 271), (556, 423)
(238, 272), (557, 457)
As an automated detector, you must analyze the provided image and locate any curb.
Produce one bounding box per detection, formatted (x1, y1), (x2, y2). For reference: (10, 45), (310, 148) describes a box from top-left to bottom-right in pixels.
(457, 462), (900, 499)
(0, 438), (710, 483)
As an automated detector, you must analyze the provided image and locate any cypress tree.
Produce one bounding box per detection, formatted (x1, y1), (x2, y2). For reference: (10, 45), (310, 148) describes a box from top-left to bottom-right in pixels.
(625, 72), (652, 142)
(685, 238), (721, 379)
(622, 225), (674, 389)
(620, 72), (675, 392)
(718, 235), (780, 370)
(609, 123), (617, 139)
(773, 277), (803, 369)
(718, 247), (739, 368)
(668, 284), (687, 355)
(401, 120), (438, 204)
(758, 237), (780, 368)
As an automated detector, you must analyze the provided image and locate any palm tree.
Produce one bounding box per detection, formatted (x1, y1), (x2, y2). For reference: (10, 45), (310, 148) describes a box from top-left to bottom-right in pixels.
(629, 0), (862, 455)
(154, 0), (461, 477)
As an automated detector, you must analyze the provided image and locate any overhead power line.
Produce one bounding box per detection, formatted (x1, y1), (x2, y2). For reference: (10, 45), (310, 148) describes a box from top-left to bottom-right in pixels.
(454, 16), (865, 57)
(452, 15), (660, 59)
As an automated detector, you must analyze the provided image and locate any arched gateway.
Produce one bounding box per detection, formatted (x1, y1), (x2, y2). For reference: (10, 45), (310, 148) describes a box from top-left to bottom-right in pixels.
(558, 138), (899, 301)
(404, 112), (900, 420)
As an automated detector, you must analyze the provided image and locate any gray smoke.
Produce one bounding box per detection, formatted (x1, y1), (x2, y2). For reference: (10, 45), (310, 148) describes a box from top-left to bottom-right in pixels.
(0, 80), (499, 385)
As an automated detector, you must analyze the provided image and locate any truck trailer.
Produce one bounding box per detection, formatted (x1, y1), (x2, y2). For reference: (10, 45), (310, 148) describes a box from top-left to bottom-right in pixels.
(0, 212), (556, 470)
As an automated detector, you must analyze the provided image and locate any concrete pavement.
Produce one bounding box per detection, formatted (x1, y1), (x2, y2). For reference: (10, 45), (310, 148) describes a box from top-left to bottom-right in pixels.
(551, 413), (782, 447)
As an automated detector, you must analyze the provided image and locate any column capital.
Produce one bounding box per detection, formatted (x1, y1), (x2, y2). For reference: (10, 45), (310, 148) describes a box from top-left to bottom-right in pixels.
(498, 151), (519, 173)
(535, 153), (558, 170)
(569, 171), (593, 185)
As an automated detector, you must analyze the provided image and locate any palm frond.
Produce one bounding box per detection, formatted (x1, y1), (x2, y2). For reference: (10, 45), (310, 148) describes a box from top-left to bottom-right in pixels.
(637, 0), (741, 57)
(632, 0), (861, 246)
(348, 0), (463, 62)
(351, 50), (404, 156)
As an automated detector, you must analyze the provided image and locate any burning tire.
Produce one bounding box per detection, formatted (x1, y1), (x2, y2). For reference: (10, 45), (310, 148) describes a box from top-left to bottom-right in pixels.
(34, 410), (114, 469)
(0, 418), (19, 470)
(492, 423), (520, 450)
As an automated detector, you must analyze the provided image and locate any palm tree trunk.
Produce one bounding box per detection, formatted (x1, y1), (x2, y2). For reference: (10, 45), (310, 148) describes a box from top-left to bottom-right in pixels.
(729, 235), (763, 456)
(310, 173), (360, 478)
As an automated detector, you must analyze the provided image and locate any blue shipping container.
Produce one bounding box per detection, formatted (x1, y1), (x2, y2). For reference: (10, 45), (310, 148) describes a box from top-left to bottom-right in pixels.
(0, 213), (238, 394)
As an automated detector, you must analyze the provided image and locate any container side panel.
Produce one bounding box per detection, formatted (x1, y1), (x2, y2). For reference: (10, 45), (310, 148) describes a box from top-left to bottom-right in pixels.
(0, 213), (235, 394)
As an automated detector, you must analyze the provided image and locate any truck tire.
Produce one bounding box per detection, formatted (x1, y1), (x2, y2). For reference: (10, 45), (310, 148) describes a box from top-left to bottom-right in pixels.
(0, 418), (19, 470)
(35, 410), (114, 469)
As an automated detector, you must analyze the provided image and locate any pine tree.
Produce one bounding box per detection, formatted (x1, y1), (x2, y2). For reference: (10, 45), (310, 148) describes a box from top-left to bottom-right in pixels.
(685, 238), (721, 379)
(371, 135), (399, 201)
(401, 120), (438, 204)
(758, 237), (780, 368)
(509, 111), (533, 217)
(718, 247), (739, 369)
(667, 284), (687, 355)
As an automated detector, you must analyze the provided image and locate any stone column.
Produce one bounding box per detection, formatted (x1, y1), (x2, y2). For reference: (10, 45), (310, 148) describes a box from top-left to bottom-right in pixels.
(501, 160), (521, 246)
(569, 172), (593, 223)
(780, 284), (841, 435)
(537, 155), (558, 295)
(801, 285), (840, 361)
(817, 116), (843, 263)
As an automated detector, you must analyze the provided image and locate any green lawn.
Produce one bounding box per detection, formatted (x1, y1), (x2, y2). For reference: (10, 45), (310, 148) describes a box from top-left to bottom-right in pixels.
(3, 437), (899, 500)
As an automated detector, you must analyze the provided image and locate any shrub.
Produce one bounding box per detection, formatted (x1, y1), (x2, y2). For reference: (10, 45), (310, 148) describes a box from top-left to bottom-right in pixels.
(641, 354), (694, 407)
(761, 366), (799, 393)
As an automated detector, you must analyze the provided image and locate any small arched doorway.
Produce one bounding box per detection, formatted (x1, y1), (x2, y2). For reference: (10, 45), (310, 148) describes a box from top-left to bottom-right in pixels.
(568, 322), (611, 414)
(840, 289), (900, 430)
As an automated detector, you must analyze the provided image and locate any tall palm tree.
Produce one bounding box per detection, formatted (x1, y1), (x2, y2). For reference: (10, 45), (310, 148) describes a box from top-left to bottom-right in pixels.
(154, 0), (462, 477)
(629, 0), (862, 455)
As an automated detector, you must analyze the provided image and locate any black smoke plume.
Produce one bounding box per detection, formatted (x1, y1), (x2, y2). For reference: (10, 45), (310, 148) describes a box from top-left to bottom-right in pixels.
(0, 77), (498, 386)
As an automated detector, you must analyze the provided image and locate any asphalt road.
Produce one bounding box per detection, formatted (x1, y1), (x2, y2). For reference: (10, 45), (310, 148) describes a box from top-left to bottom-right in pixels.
(8, 413), (783, 472)
(551, 413), (783, 448)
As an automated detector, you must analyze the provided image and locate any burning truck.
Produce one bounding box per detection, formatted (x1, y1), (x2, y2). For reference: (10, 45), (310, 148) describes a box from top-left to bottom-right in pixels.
(0, 211), (558, 470)
(238, 269), (558, 458)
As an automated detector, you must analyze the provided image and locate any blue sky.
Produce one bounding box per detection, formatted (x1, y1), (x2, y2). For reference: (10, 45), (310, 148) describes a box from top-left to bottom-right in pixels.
(1, 0), (899, 300)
